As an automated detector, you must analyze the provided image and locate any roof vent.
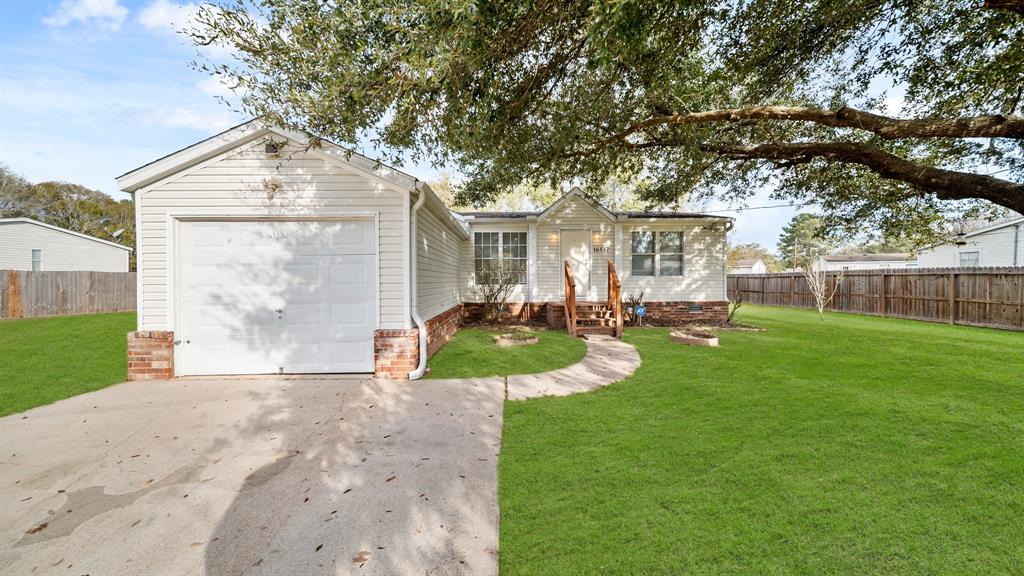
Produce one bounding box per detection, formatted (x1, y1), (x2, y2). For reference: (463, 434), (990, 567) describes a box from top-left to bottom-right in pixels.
(265, 142), (282, 155)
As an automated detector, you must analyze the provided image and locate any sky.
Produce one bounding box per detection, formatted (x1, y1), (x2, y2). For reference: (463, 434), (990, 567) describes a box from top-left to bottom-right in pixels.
(0, 0), (803, 249)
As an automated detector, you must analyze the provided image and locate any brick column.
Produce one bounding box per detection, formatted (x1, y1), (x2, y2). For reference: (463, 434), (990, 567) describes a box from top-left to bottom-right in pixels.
(127, 331), (174, 380)
(374, 328), (419, 379)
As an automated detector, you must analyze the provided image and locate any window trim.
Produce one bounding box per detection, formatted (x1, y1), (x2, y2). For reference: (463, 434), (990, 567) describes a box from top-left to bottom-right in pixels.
(630, 230), (685, 277)
(957, 250), (981, 267)
(31, 249), (42, 272)
(474, 230), (528, 285)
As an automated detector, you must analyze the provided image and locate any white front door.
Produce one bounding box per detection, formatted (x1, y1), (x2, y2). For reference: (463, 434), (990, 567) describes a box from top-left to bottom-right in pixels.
(560, 229), (591, 299)
(176, 219), (377, 376)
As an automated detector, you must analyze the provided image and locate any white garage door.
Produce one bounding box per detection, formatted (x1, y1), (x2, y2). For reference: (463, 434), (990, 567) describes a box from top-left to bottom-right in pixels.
(176, 219), (377, 376)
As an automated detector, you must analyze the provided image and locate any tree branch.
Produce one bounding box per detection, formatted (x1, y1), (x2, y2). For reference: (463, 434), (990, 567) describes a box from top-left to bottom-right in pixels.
(563, 106), (1024, 158)
(703, 141), (1024, 214)
(984, 0), (1024, 16)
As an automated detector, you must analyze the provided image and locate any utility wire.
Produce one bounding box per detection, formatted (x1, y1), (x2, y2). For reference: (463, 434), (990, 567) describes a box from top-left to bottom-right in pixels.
(702, 203), (806, 213)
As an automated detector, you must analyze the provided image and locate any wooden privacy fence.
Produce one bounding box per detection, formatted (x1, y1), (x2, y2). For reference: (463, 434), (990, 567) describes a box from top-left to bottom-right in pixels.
(1, 270), (136, 319)
(728, 267), (1024, 331)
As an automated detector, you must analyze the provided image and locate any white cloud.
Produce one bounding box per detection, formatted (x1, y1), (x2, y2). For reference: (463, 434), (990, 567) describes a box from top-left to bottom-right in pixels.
(198, 76), (236, 97)
(138, 0), (198, 34)
(138, 0), (238, 60)
(161, 108), (237, 132)
(43, 0), (128, 31)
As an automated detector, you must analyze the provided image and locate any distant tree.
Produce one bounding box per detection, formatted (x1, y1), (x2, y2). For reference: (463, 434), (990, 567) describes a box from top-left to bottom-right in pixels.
(728, 242), (780, 271)
(0, 167), (136, 269)
(776, 214), (832, 270)
(0, 164), (33, 217)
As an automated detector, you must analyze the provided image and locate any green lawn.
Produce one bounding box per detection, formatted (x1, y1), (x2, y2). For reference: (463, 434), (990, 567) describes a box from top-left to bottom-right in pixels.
(427, 327), (587, 379)
(499, 306), (1024, 574)
(0, 313), (135, 417)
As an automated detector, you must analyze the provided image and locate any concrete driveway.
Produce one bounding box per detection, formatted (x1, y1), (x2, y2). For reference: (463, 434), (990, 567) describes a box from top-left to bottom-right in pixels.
(0, 375), (505, 575)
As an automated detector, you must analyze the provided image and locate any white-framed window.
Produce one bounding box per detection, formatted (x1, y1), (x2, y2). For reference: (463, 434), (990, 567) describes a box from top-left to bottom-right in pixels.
(631, 231), (684, 276)
(31, 249), (41, 272)
(474, 231), (527, 284)
(958, 251), (980, 267)
(659, 231), (683, 276)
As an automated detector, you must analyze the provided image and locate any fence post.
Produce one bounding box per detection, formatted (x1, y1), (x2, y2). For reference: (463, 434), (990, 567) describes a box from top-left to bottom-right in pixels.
(948, 272), (956, 324)
(789, 274), (795, 307)
(880, 272), (887, 317)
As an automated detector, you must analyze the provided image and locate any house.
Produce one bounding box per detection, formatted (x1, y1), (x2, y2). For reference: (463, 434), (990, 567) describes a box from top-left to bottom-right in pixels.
(729, 258), (768, 274)
(915, 216), (1023, 268)
(814, 253), (916, 271)
(117, 121), (732, 381)
(0, 217), (131, 272)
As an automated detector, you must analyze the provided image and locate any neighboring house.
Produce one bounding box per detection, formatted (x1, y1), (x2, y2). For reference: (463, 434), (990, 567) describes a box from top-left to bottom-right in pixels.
(729, 258), (767, 274)
(915, 216), (1024, 268)
(815, 253), (916, 271)
(0, 217), (131, 272)
(117, 121), (732, 381)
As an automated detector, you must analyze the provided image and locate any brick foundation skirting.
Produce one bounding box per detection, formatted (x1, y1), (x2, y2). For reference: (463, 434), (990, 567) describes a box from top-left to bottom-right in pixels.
(461, 302), (544, 324)
(465, 300), (728, 328)
(638, 300), (729, 323)
(424, 304), (462, 358)
(374, 328), (419, 379)
(127, 331), (174, 380)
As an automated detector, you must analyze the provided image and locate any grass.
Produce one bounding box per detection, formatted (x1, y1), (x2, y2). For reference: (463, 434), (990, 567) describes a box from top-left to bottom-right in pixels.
(0, 313), (135, 417)
(426, 327), (587, 379)
(499, 305), (1024, 575)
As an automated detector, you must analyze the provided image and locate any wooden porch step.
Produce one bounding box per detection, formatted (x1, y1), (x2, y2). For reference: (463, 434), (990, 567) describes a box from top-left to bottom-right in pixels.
(575, 317), (617, 327)
(575, 325), (616, 336)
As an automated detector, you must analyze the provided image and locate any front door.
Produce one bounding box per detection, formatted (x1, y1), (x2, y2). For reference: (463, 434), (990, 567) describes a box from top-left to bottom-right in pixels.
(560, 229), (591, 299)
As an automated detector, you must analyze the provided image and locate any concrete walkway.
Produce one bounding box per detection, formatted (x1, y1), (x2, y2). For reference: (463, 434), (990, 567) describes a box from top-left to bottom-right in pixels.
(506, 335), (642, 400)
(0, 336), (639, 576)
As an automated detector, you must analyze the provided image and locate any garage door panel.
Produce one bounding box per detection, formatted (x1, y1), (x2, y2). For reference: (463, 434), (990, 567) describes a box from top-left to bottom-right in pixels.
(177, 219), (378, 376)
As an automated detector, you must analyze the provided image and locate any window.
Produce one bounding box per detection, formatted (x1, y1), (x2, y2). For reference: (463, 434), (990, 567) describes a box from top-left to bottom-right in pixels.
(659, 232), (683, 276)
(474, 231), (527, 284)
(31, 249), (41, 272)
(631, 232), (655, 276)
(631, 231), (684, 276)
(958, 251), (980, 267)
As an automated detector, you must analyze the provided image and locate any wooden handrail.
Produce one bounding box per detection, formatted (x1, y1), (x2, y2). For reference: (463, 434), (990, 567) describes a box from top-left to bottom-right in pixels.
(607, 260), (623, 337)
(563, 260), (577, 336)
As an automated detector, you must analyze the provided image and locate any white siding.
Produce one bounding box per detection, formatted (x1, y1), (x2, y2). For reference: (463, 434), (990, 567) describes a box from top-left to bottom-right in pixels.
(536, 196), (615, 301)
(0, 221), (129, 272)
(619, 220), (726, 301)
(136, 138), (409, 331)
(416, 198), (463, 320)
(916, 223), (1024, 267)
(462, 223), (531, 303)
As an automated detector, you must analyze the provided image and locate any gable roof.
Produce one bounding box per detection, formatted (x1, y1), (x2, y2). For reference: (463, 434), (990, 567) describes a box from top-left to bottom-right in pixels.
(537, 187), (617, 223)
(116, 120), (418, 193)
(964, 215), (1024, 238)
(458, 188), (733, 223)
(0, 218), (133, 251)
(733, 258), (763, 267)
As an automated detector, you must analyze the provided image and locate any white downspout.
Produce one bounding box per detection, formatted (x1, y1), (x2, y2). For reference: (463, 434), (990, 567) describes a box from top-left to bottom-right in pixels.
(1014, 223), (1021, 267)
(408, 186), (428, 380)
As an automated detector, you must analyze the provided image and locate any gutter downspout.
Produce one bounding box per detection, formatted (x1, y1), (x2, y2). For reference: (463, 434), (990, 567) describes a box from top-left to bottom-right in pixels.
(408, 186), (428, 380)
(1014, 223), (1021, 267)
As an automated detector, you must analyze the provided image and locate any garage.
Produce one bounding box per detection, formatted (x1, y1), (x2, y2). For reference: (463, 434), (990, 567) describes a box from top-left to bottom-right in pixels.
(175, 218), (378, 376)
